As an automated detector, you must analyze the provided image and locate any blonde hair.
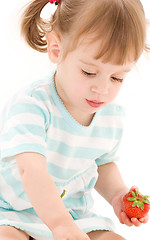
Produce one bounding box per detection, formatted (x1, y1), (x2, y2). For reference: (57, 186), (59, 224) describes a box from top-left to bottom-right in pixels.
(21, 0), (150, 64)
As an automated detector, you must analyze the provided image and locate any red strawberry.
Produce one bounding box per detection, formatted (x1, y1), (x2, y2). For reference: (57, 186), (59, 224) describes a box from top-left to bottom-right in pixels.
(123, 187), (150, 219)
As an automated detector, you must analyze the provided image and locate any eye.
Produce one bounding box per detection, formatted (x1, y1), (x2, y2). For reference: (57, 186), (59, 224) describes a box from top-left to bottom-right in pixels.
(81, 69), (96, 77)
(111, 77), (123, 83)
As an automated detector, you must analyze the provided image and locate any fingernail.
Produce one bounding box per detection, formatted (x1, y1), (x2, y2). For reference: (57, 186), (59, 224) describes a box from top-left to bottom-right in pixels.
(131, 218), (137, 223)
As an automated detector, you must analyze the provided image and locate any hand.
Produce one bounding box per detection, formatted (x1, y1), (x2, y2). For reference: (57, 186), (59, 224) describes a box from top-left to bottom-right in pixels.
(111, 190), (149, 227)
(52, 221), (90, 240)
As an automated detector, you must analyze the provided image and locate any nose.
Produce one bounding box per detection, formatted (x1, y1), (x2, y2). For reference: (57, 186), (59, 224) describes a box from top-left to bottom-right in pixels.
(91, 79), (109, 95)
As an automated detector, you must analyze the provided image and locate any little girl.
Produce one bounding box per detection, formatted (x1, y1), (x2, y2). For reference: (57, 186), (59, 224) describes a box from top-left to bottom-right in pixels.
(0, 0), (149, 239)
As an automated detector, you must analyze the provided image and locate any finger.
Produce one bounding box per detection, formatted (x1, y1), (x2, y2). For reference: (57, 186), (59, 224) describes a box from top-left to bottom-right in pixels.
(121, 212), (133, 227)
(131, 218), (142, 227)
(139, 215), (149, 224)
(119, 210), (125, 224)
(119, 214), (124, 224)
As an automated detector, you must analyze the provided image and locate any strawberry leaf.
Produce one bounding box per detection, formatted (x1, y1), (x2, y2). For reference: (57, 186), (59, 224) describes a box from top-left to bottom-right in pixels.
(127, 197), (136, 201)
(135, 189), (139, 196)
(137, 202), (141, 208)
(132, 201), (138, 207)
(136, 202), (144, 210)
(143, 196), (150, 199)
(130, 191), (136, 197)
(143, 200), (150, 204)
(140, 203), (144, 210)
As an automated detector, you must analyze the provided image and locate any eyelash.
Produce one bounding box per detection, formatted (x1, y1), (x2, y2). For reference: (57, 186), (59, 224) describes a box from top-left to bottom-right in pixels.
(111, 77), (124, 83)
(81, 70), (123, 82)
(81, 69), (96, 76)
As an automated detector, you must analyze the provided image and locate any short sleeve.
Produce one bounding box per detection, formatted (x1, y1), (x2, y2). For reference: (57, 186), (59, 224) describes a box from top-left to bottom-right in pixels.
(95, 104), (125, 166)
(0, 94), (50, 162)
(95, 138), (122, 166)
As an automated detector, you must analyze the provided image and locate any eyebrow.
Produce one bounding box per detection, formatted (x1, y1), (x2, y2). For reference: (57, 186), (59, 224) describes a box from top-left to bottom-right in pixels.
(79, 59), (131, 73)
(79, 59), (98, 67)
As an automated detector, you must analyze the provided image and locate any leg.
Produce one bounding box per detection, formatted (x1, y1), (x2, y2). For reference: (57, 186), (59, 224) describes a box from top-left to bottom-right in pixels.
(0, 225), (30, 240)
(87, 230), (126, 240)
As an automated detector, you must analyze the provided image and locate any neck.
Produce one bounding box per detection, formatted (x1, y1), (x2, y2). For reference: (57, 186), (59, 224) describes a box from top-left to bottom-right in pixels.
(68, 108), (95, 126)
(54, 71), (95, 126)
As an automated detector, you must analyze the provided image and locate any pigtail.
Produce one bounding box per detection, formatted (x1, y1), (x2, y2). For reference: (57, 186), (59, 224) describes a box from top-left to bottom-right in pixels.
(21, 0), (50, 52)
(20, 0), (149, 62)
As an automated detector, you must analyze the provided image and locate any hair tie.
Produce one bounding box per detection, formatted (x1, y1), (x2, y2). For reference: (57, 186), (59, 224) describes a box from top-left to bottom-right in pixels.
(49, 0), (60, 5)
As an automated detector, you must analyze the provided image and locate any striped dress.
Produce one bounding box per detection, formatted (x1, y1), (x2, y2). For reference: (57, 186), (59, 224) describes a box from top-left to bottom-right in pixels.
(0, 69), (125, 239)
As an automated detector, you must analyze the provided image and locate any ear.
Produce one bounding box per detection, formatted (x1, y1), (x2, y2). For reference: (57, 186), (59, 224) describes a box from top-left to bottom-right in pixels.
(46, 31), (61, 63)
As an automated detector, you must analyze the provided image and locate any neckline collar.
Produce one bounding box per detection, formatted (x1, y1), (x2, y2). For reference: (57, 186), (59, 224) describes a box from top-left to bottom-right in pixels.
(49, 70), (102, 131)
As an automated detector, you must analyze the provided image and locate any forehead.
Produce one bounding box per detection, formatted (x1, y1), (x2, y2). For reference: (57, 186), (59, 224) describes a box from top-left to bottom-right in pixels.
(73, 39), (134, 73)
(69, 30), (136, 64)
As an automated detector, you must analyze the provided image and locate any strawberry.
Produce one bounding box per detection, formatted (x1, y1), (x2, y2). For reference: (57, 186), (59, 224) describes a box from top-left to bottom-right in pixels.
(123, 187), (150, 219)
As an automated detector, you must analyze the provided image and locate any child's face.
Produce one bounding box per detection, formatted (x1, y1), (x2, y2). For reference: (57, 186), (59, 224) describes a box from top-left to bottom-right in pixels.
(55, 39), (134, 121)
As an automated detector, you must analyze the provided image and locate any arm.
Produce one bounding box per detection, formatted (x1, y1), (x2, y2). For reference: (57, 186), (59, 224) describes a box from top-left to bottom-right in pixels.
(15, 152), (90, 240)
(94, 162), (128, 205)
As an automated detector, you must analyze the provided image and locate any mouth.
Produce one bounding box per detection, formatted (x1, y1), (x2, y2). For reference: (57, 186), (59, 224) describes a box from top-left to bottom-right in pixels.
(86, 99), (104, 108)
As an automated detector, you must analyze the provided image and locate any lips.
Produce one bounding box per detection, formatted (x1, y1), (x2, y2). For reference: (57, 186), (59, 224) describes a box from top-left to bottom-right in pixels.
(86, 99), (104, 108)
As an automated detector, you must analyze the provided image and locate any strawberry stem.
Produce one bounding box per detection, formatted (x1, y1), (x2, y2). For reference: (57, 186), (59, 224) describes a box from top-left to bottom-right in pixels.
(127, 190), (150, 210)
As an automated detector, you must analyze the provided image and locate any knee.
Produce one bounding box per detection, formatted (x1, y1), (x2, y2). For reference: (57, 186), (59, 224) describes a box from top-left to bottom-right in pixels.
(87, 230), (126, 240)
(105, 232), (126, 240)
(0, 226), (29, 240)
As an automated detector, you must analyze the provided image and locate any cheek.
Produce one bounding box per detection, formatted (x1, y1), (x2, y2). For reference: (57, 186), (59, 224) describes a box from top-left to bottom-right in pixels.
(70, 76), (87, 95)
(109, 85), (122, 99)
(70, 83), (85, 99)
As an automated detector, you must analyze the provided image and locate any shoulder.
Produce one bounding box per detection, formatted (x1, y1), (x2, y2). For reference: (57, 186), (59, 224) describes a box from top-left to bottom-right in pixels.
(95, 103), (125, 130)
(6, 69), (56, 110)
(99, 103), (125, 117)
(17, 73), (54, 104)
(0, 70), (56, 130)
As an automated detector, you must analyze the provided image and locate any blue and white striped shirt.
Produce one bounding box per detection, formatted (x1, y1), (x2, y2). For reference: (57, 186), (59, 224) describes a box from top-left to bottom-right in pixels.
(0, 69), (125, 217)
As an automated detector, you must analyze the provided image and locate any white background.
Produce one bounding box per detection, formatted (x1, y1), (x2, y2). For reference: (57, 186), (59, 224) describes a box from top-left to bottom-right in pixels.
(0, 0), (150, 239)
